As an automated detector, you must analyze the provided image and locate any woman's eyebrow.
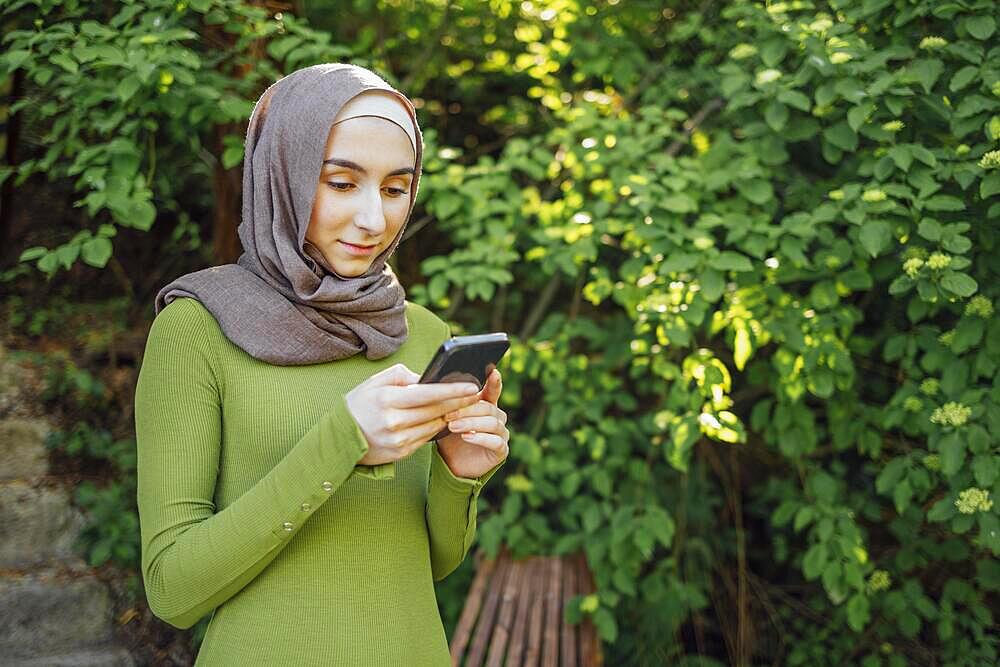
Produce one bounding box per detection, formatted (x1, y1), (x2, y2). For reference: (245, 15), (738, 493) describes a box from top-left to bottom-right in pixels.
(322, 158), (414, 177)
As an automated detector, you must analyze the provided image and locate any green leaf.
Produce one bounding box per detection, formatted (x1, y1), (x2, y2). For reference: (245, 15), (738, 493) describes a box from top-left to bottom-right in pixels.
(928, 497), (956, 522)
(965, 15), (996, 40)
(824, 121), (858, 151)
(699, 269), (724, 302)
(909, 144), (937, 167)
(847, 103), (874, 132)
(847, 594), (870, 632)
(876, 458), (907, 494)
(898, 610), (920, 639)
(772, 500), (798, 527)
(19, 246), (47, 262)
(940, 433), (967, 476)
(821, 561), (843, 598)
(917, 219), (942, 241)
(778, 89), (811, 112)
(55, 243), (79, 269)
(981, 172), (1000, 199)
(972, 454), (998, 486)
(114, 199), (156, 231)
(859, 221), (892, 257)
(50, 52), (78, 74)
(708, 252), (753, 272)
(2, 50), (31, 72)
(793, 506), (815, 532)
(980, 513), (1000, 555)
(80, 237), (113, 268)
(803, 544), (827, 580)
(660, 253), (699, 273)
(37, 252), (58, 275)
(910, 58), (944, 94)
(116, 75), (141, 103)
(660, 193), (697, 213)
(949, 65), (979, 92)
(923, 195), (964, 211)
(765, 101), (789, 131)
(222, 140), (244, 170)
(733, 326), (752, 371)
(592, 607), (618, 643)
(434, 193), (463, 219)
(951, 317), (984, 353)
(893, 479), (913, 514)
(809, 472), (838, 503)
(939, 271), (978, 297)
(612, 569), (636, 595)
(888, 145), (912, 172)
(89, 541), (111, 566)
(844, 563), (864, 590)
(874, 156), (894, 180)
(809, 367), (834, 398)
(735, 179), (773, 205)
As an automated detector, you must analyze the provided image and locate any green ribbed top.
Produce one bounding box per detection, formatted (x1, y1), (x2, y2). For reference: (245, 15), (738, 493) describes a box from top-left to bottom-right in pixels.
(135, 297), (504, 666)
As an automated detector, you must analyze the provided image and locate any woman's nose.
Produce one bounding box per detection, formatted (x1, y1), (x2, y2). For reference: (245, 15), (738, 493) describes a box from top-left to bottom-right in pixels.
(354, 187), (386, 235)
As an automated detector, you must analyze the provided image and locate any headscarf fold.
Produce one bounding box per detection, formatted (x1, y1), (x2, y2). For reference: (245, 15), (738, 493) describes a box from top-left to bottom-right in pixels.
(155, 63), (423, 365)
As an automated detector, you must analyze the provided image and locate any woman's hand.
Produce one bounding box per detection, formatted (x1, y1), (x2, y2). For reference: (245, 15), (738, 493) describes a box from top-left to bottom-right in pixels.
(345, 364), (481, 466)
(435, 368), (509, 479)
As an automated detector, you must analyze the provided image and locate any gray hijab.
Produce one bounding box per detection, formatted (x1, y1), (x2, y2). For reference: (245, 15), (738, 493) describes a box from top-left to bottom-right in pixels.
(154, 63), (423, 365)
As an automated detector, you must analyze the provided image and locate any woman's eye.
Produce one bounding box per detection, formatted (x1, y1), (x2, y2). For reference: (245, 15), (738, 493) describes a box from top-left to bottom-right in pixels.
(326, 182), (354, 191)
(383, 186), (407, 197)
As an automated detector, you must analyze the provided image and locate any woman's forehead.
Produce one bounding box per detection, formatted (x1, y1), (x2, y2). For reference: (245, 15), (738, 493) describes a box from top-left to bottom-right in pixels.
(323, 116), (416, 168)
(332, 89), (417, 153)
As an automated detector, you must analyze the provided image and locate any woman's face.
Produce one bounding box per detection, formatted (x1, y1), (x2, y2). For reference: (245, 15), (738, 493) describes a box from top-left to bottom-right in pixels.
(306, 115), (415, 277)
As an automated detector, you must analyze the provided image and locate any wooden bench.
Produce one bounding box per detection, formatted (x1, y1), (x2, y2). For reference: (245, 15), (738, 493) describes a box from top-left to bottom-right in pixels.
(449, 546), (604, 666)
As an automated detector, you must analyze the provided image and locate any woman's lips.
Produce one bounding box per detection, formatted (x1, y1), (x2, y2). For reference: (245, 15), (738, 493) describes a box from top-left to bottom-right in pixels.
(339, 240), (377, 256)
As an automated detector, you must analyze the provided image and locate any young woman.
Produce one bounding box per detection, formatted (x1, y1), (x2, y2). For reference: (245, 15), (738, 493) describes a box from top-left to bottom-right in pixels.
(134, 63), (509, 665)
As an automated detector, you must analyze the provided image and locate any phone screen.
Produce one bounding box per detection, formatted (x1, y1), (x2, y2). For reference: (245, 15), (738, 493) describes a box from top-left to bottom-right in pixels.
(420, 333), (510, 441)
(419, 333), (510, 389)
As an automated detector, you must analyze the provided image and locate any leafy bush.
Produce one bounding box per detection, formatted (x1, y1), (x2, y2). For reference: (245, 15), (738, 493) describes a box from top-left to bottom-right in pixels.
(5, 0), (999, 664)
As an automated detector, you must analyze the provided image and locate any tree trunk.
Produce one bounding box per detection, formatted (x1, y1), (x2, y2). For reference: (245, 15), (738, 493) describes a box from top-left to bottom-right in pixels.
(0, 68), (24, 265)
(211, 122), (243, 265)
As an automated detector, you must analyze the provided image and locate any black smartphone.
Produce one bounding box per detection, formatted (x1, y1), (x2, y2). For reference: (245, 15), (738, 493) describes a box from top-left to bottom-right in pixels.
(419, 332), (510, 440)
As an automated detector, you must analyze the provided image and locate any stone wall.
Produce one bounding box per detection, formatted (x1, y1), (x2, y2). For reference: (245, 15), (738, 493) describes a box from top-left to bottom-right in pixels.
(0, 344), (136, 666)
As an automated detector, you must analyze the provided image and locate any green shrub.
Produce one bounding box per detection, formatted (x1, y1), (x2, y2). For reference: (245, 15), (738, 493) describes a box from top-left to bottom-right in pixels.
(6, 0), (999, 664)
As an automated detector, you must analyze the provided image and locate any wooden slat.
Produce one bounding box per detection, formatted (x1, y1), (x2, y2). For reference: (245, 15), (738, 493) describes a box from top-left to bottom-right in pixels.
(505, 557), (536, 667)
(560, 553), (579, 667)
(542, 557), (563, 667)
(523, 557), (546, 667)
(465, 550), (511, 667)
(575, 553), (603, 667)
(451, 550), (499, 666)
(484, 553), (524, 667)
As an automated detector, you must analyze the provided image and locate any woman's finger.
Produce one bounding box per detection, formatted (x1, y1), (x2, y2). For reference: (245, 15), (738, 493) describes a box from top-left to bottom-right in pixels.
(384, 381), (480, 409)
(445, 399), (506, 424)
(391, 415), (452, 452)
(448, 415), (504, 434)
(459, 431), (506, 451)
(480, 368), (502, 405)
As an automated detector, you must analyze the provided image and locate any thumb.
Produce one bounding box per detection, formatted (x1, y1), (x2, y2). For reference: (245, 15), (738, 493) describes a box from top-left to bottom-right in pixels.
(378, 363), (421, 387)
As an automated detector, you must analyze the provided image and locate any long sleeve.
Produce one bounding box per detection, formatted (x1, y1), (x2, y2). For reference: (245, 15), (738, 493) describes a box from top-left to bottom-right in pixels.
(426, 444), (505, 580)
(135, 300), (375, 629)
(424, 321), (506, 581)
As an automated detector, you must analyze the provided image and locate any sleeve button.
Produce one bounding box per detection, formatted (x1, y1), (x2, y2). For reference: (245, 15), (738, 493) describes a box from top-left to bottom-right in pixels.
(300, 502), (311, 512)
(321, 481), (334, 492)
(282, 521), (294, 532)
